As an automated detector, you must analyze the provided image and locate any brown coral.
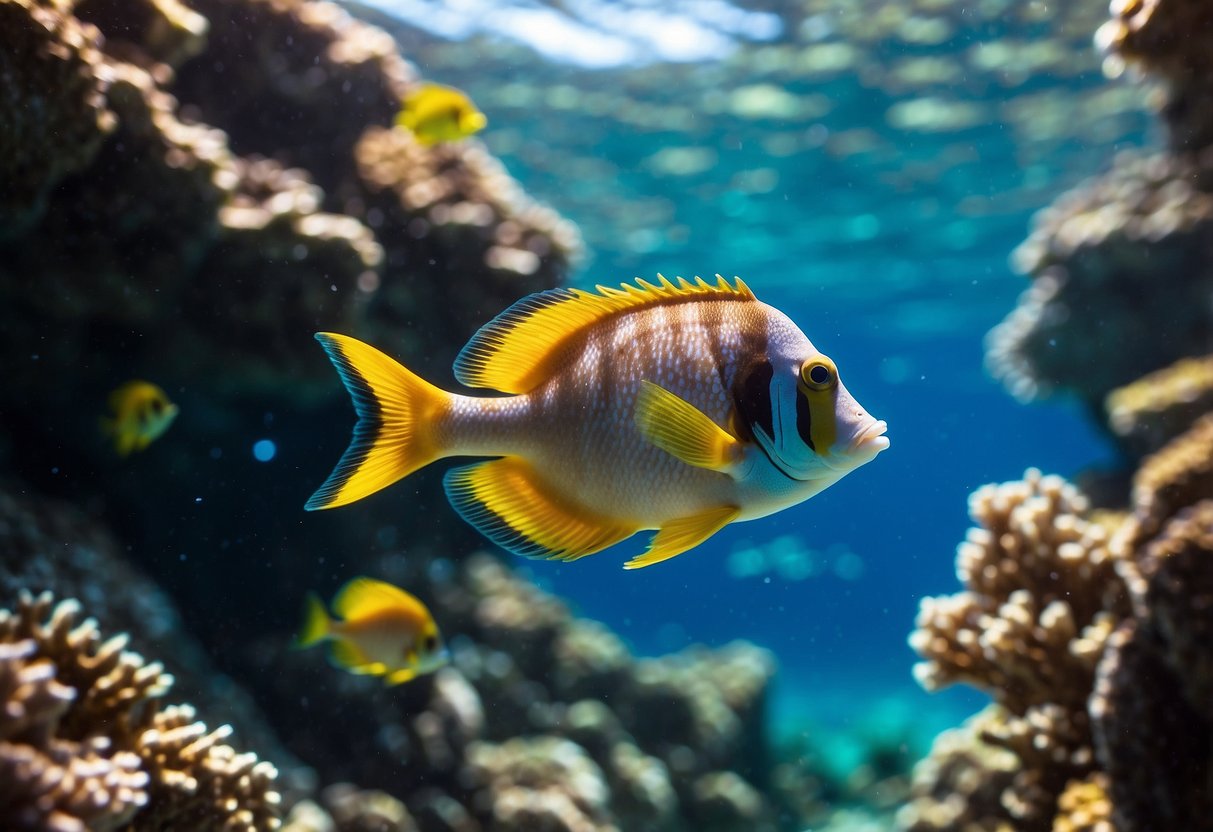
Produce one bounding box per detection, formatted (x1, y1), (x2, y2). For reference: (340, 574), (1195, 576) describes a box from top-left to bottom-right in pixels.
(909, 470), (1124, 714)
(896, 706), (1019, 832)
(1052, 774), (1114, 832)
(986, 150), (1213, 409)
(0, 0), (114, 235)
(1105, 354), (1213, 456)
(0, 592), (280, 832)
(1096, 0), (1213, 152)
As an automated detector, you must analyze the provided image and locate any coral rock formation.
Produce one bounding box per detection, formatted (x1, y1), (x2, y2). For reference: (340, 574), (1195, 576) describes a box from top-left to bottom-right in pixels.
(1105, 354), (1213, 456)
(0, 591), (280, 831)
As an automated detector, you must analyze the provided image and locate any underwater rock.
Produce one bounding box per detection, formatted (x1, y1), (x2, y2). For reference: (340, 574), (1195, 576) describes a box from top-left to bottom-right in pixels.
(1097, 0), (1213, 153)
(0, 0), (114, 237)
(0, 591), (281, 831)
(74, 0), (209, 68)
(1089, 620), (1211, 831)
(987, 150), (1213, 414)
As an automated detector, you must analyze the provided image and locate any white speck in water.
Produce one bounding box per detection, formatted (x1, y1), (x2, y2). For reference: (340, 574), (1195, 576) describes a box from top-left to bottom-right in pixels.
(194, 497), (202, 504)
(253, 439), (276, 462)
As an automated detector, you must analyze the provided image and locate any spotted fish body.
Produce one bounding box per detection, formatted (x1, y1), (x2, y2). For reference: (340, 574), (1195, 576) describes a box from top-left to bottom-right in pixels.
(307, 276), (889, 569)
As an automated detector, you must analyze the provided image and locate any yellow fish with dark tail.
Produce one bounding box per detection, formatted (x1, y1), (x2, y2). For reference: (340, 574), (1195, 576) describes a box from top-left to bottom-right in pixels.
(306, 276), (890, 569)
(102, 380), (179, 456)
(395, 82), (486, 145)
(297, 577), (447, 685)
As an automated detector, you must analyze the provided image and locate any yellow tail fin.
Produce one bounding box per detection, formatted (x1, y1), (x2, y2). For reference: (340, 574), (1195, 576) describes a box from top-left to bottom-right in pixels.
(295, 593), (332, 648)
(305, 333), (451, 510)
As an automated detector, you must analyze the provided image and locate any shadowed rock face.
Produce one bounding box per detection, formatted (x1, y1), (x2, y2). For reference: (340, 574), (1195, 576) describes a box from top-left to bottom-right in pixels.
(0, 2), (797, 831)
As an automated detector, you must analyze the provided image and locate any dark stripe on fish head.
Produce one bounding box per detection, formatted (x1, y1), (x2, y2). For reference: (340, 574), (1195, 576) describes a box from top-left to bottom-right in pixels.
(731, 357), (774, 443)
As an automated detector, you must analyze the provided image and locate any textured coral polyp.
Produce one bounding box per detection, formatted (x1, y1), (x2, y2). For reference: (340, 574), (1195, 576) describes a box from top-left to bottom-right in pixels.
(0, 592), (280, 832)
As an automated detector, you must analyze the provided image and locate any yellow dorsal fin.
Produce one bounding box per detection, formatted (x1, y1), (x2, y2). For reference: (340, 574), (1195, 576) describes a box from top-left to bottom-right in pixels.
(332, 577), (426, 621)
(624, 505), (740, 570)
(634, 381), (741, 472)
(443, 457), (638, 561)
(453, 275), (757, 394)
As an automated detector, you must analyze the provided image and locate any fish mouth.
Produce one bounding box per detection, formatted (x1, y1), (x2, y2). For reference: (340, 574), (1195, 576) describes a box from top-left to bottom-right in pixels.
(848, 420), (889, 456)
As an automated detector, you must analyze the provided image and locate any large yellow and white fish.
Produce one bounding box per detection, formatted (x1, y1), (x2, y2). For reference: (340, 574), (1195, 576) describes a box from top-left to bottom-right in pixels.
(306, 276), (889, 569)
(102, 380), (179, 456)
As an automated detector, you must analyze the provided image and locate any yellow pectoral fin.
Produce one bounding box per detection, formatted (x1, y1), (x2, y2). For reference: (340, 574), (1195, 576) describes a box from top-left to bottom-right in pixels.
(385, 667), (418, 686)
(444, 457), (637, 562)
(634, 381), (739, 472)
(625, 505), (740, 570)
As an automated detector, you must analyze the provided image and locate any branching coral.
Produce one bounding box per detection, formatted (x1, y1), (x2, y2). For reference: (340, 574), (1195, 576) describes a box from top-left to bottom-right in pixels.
(909, 470), (1124, 714)
(0, 591), (281, 832)
(903, 471), (1126, 831)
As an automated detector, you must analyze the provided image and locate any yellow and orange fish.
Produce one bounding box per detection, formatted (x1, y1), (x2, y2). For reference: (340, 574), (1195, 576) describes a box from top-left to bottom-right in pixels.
(306, 276), (889, 569)
(395, 82), (486, 145)
(296, 577), (447, 685)
(102, 380), (179, 456)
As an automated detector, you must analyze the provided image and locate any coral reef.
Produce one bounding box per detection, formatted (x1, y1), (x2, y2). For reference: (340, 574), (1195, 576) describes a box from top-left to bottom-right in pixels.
(905, 426), (1213, 828)
(986, 150), (1213, 412)
(244, 554), (777, 831)
(1105, 354), (1213, 456)
(986, 0), (1213, 419)
(0, 591), (280, 831)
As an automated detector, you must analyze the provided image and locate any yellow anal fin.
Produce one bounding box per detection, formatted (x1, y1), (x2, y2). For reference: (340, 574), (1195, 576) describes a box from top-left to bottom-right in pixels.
(332, 576), (427, 621)
(453, 275), (757, 395)
(625, 505), (740, 570)
(328, 638), (374, 672)
(386, 667), (418, 686)
(443, 457), (637, 562)
(635, 381), (740, 472)
(305, 333), (452, 511)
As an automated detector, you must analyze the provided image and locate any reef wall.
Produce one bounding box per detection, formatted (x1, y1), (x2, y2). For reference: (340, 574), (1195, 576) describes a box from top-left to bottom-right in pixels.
(903, 0), (1213, 828)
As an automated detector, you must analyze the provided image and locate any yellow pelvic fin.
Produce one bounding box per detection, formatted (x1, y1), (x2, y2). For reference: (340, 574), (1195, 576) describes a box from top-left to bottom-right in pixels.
(305, 334), (452, 511)
(295, 593), (331, 648)
(624, 505), (740, 570)
(635, 381), (740, 472)
(443, 457), (637, 562)
(386, 667), (418, 686)
(332, 577), (428, 622)
(453, 275), (757, 395)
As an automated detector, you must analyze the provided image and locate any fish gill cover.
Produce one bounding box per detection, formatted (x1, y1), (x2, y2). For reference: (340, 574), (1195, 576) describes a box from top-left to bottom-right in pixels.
(1, 0), (1213, 830)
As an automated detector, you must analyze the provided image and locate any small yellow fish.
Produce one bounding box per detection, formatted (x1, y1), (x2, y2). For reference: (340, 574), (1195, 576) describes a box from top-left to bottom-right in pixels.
(395, 82), (487, 145)
(306, 276), (889, 569)
(102, 380), (179, 456)
(296, 577), (447, 685)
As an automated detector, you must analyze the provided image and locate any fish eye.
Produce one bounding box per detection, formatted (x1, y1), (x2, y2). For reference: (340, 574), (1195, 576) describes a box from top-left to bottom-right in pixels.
(149, 398), (163, 415)
(423, 633), (438, 653)
(800, 358), (837, 391)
